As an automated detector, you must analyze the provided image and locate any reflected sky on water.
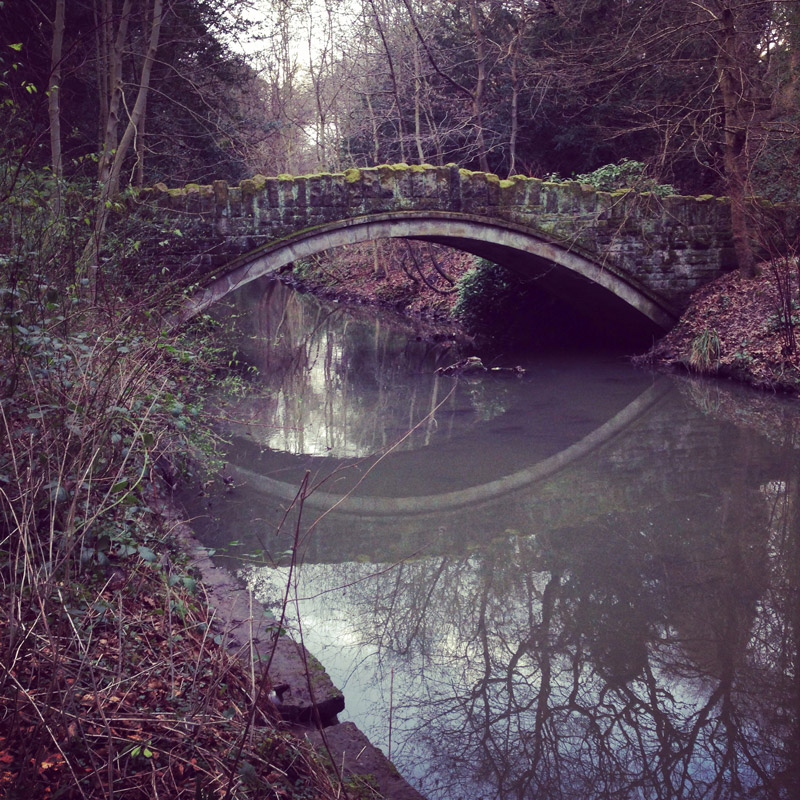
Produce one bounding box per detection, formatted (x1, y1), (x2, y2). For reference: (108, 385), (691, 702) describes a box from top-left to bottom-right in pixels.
(182, 277), (800, 800)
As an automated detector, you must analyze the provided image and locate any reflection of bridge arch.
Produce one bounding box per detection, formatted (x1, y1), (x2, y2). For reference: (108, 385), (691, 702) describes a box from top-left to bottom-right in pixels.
(231, 382), (667, 519)
(182, 213), (674, 329)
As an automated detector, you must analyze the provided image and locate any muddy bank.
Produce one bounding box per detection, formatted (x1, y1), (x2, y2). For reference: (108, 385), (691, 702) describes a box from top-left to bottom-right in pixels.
(281, 270), (472, 354)
(280, 239), (473, 332)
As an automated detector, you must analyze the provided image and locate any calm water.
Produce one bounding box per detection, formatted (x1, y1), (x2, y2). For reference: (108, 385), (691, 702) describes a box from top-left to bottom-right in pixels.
(184, 277), (800, 800)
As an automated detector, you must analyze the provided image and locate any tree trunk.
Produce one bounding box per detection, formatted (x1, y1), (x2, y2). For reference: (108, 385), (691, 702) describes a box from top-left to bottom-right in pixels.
(369, 0), (406, 162)
(508, 31), (520, 176)
(716, 3), (757, 277)
(135, 91), (147, 187)
(48, 0), (66, 216)
(84, 0), (163, 292)
(365, 91), (381, 164)
(96, 0), (132, 193)
(469, 0), (490, 173)
(104, 0), (162, 198)
(413, 38), (426, 163)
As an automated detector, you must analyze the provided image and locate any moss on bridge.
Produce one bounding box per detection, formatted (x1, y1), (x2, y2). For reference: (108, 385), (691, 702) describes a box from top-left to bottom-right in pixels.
(133, 163), (799, 321)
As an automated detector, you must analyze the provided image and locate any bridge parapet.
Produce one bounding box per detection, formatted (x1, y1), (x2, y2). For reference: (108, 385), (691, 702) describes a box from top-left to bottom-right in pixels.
(135, 164), (754, 319)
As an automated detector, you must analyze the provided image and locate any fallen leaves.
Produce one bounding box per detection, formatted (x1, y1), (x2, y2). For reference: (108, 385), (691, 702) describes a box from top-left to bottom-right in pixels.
(646, 266), (800, 395)
(0, 557), (339, 799)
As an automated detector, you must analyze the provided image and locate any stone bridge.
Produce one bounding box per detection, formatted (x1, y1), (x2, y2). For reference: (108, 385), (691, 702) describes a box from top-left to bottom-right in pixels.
(137, 163), (742, 331)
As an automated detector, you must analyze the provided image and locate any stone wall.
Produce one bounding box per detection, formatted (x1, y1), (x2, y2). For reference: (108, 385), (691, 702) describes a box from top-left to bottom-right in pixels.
(134, 163), (791, 314)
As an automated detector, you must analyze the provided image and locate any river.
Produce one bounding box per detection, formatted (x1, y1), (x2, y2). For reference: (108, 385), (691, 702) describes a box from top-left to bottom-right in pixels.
(180, 276), (800, 800)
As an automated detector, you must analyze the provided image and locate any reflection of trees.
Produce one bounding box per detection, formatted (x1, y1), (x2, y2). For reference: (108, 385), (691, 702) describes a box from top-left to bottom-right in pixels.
(258, 450), (800, 800)
(211, 276), (800, 797)
(217, 279), (518, 457)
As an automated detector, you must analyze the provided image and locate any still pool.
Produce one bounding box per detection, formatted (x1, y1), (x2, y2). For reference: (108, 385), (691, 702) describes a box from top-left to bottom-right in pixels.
(181, 277), (800, 800)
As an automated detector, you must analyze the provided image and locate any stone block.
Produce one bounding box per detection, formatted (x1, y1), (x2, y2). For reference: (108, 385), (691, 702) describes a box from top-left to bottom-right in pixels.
(485, 173), (502, 207)
(278, 177), (296, 211)
(310, 174), (338, 209)
(260, 177), (278, 210)
(328, 174), (350, 209)
(409, 166), (440, 200)
(293, 176), (308, 208)
(578, 184), (597, 213)
(307, 722), (426, 800)
(444, 163), (462, 211)
(557, 182), (583, 214)
(542, 183), (560, 213)
(239, 179), (257, 217)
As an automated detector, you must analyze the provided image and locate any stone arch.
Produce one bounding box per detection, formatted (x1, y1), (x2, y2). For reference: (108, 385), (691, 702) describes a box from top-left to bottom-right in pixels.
(178, 211), (677, 331)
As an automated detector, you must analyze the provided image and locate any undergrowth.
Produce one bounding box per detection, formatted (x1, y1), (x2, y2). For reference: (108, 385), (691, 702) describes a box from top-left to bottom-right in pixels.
(0, 166), (344, 797)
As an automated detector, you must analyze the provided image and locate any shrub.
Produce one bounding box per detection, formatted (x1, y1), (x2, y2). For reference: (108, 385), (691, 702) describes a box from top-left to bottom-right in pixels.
(453, 259), (522, 335)
(548, 159), (678, 196)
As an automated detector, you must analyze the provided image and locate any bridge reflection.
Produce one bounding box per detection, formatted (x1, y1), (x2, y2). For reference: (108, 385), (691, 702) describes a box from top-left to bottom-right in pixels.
(178, 276), (800, 798)
(240, 382), (800, 800)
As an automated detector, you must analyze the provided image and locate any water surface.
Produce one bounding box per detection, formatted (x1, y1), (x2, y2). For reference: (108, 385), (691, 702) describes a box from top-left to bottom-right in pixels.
(183, 278), (800, 800)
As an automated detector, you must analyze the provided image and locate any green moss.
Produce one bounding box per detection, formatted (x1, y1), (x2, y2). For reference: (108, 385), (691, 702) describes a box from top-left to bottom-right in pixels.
(276, 173), (294, 181)
(499, 179), (515, 189)
(696, 194), (715, 202)
(343, 168), (362, 183)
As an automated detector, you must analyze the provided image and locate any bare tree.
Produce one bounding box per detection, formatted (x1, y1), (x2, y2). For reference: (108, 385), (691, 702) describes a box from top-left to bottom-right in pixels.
(47, 0), (66, 216)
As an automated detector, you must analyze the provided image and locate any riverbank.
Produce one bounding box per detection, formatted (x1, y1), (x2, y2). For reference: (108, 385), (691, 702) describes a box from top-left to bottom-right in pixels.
(284, 241), (472, 335)
(637, 264), (800, 396)
(0, 299), (354, 797)
(0, 280), (424, 799)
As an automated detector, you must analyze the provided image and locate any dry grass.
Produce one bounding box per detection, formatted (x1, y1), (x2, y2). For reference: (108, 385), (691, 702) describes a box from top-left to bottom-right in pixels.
(0, 554), (340, 799)
(0, 310), (345, 799)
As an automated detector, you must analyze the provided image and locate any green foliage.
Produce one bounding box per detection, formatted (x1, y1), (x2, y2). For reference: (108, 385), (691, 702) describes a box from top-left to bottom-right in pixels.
(453, 259), (521, 336)
(548, 160), (677, 196)
(689, 328), (721, 371)
(1, 0), (261, 186)
(749, 114), (800, 204)
(0, 163), (236, 591)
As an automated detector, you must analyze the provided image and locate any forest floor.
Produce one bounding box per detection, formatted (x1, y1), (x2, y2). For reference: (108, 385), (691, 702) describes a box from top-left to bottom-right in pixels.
(637, 263), (800, 397)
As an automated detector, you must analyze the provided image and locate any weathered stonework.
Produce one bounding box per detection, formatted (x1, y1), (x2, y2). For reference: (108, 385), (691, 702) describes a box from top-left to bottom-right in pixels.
(134, 164), (796, 327)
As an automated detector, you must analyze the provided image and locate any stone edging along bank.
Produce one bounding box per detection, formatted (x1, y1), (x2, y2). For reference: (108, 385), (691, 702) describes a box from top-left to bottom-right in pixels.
(157, 500), (425, 800)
